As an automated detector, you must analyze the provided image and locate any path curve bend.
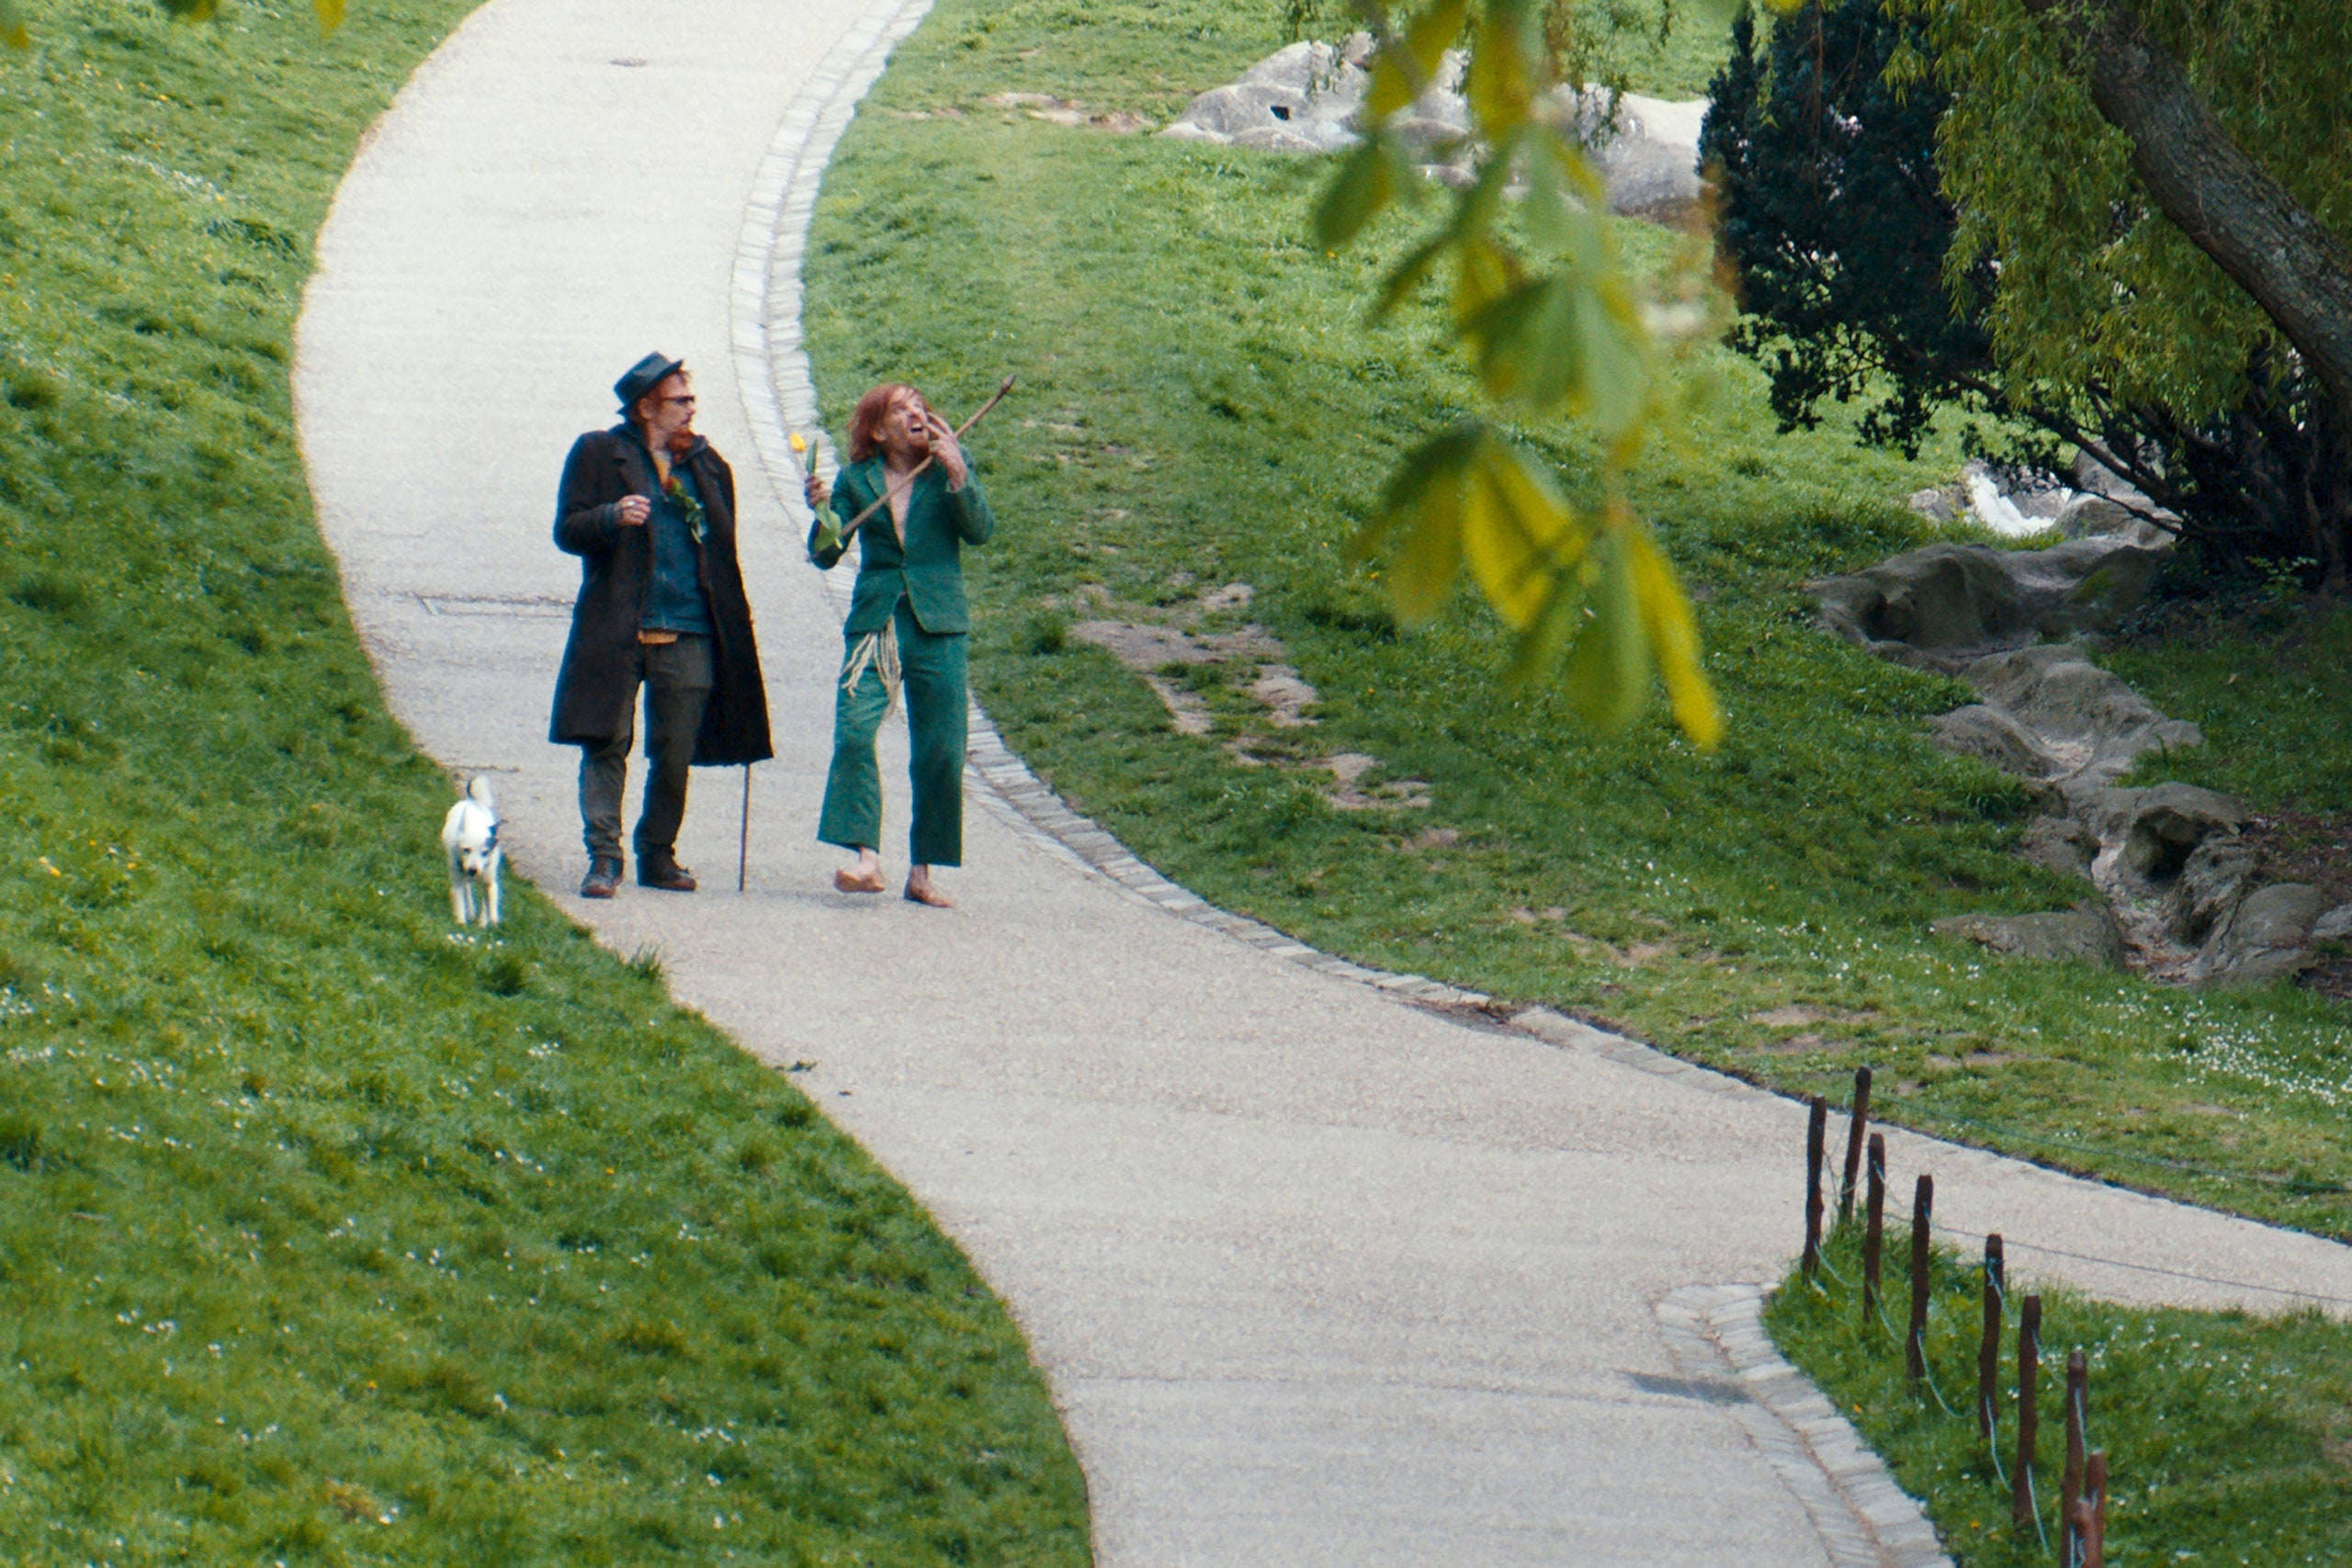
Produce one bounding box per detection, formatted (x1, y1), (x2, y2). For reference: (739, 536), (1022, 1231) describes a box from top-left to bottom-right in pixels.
(295, 5), (2352, 1563)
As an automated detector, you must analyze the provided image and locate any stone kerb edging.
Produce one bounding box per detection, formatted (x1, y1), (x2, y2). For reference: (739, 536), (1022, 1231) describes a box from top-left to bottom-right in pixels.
(1657, 1286), (1954, 1568)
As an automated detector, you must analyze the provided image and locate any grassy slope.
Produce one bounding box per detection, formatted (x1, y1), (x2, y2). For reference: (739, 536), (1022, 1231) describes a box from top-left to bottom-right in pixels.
(0, 5), (1086, 1563)
(1765, 1231), (2352, 1567)
(803, 0), (2352, 1241)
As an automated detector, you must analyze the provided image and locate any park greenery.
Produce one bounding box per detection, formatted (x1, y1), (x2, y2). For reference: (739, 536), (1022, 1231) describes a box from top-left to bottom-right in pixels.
(0, 2), (1088, 1562)
(804, 0), (2352, 1556)
(1767, 1228), (2352, 1567)
(806, 0), (2352, 1242)
(1899, 0), (2352, 586)
(1707, 0), (2348, 585)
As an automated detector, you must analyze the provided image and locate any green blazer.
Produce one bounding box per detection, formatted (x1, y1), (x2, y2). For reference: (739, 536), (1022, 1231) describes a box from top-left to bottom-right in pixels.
(808, 458), (995, 636)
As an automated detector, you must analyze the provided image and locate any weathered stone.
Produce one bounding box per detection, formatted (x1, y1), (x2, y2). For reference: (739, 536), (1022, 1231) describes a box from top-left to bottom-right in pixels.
(1907, 487), (1959, 524)
(2171, 836), (2258, 943)
(2018, 815), (2096, 878)
(2087, 784), (2248, 883)
(2054, 495), (2132, 539)
(2312, 905), (2352, 943)
(2190, 883), (2327, 987)
(1810, 536), (2166, 661)
(1930, 908), (2121, 968)
(1927, 704), (2062, 779)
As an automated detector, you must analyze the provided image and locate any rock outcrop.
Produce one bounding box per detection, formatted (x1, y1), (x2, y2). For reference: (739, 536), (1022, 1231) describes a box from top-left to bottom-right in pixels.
(1812, 533), (2345, 986)
(1159, 38), (1706, 220)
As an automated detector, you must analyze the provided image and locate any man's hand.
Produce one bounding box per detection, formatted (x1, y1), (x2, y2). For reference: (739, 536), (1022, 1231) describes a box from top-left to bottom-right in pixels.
(928, 412), (968, 491)
(803, 472), (828, 511)
(616, 494), (651, 526)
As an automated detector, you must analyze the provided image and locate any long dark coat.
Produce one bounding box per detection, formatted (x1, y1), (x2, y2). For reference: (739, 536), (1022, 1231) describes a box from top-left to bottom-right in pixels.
(548, 426), (774, 766)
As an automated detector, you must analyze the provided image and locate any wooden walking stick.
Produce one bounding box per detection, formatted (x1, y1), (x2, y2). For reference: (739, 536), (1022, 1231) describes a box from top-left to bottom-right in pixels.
(738, 763), (752, 894)
(814, 376), (1017, 554)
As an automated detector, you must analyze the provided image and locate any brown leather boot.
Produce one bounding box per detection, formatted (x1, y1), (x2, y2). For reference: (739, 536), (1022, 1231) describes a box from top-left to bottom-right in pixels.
(580, 856), (623, 899)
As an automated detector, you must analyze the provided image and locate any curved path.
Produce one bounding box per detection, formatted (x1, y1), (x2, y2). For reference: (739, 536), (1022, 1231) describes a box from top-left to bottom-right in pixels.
(295, 3), (2352, 1562)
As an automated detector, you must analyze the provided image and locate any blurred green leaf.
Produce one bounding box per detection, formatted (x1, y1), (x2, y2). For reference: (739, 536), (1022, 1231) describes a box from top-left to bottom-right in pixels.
(1366, 0), (1468, 121)
(1315, 135), (1401, 250)
(1560, 526), (1649, 731)
(1353, 425), (1484, 621)
(1627, 521), (1723, 749)
(1464, 0), (1542, 138)
(1461, 436), (1580, 628)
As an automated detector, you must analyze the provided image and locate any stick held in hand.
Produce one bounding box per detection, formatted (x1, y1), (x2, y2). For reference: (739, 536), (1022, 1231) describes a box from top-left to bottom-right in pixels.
(819, 376), (1016, 553)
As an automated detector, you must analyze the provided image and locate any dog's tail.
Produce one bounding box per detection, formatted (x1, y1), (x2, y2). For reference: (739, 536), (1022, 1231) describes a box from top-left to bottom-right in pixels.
(465, 774), (497, 810)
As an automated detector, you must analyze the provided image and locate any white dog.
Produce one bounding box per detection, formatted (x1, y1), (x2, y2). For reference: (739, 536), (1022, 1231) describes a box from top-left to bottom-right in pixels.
(441, 776), (503, 927)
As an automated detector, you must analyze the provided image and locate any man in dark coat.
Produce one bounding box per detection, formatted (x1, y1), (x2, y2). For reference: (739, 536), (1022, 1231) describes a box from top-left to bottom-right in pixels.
(549, 353), (773, 898)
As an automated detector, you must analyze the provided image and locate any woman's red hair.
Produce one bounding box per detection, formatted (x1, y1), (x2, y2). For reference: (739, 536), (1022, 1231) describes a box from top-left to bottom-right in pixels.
(847, 383), (920, 463)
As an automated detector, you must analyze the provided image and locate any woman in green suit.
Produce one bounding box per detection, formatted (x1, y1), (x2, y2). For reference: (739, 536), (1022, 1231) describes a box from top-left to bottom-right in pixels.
(804, 383), (994, 907)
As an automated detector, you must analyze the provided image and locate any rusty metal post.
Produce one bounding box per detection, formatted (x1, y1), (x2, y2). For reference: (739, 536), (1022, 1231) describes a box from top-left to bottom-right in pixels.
(2061, 1349), (2088, 1565)
(1838, 1065), (1871, 1225)
(1905, 1174), (1933, 1380)
(2013, 1294), (2041, 1532)
(1861, 1133), (1886, 1321)
(1804, 1096), (1827, 1277)
(1978, 1233), (2005, 1438)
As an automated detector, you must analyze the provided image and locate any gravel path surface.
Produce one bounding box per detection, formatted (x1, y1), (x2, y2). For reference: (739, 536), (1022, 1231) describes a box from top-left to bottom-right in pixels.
(295, 4), (2352, 1562)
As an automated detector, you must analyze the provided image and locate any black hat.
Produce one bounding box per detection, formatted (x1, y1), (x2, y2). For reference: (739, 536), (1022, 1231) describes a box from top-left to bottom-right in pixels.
(614, 351), (685, 413)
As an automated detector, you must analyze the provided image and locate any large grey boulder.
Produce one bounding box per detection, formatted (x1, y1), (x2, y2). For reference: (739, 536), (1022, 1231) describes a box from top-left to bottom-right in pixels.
(1160, 42), (1705, 222)
(2189, 883), (2328, 987)
(1927, 704), (2063, 779)
(2087, 784), (2248, 883)
(1962, 645), (2201, 797)
(2172, 836), (2259, 943)
(1931, 908), (2122, 968)
(2019, 815), (2097, 879)
(1811, 536), (2167, 663)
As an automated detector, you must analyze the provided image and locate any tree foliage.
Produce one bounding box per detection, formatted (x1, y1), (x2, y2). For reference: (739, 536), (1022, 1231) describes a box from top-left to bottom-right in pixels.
(1703, 0), (2341, 581)
(1897, 0), (2352, 581)
(1316, 0), (1775, 748)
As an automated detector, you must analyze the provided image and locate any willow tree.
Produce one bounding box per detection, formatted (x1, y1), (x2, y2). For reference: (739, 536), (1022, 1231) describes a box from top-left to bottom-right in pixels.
(1905, 0), (2352, 582)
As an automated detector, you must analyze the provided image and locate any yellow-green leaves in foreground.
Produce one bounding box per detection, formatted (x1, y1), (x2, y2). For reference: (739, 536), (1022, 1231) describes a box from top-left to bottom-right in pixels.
(2, 0), (345, 46)
(1318, 0), (1798, 749)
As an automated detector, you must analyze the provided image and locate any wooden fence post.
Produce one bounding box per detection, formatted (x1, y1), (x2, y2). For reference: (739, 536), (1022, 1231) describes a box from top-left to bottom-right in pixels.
(1838, 1065), (1872, 1225)
(1905, 1173), (1933, 1380)
(2061, 1349), (2088, 1565)
(1977, 1233), (2005, 1438)
(1861, 1133), (1886, 1321)
(1804, 1096), (1827, 1277)
(2013, 1294), (2041, 1532)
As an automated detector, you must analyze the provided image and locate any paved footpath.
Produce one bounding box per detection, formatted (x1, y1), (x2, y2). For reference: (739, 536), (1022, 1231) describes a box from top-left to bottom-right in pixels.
(295, 2), (2352, 1562)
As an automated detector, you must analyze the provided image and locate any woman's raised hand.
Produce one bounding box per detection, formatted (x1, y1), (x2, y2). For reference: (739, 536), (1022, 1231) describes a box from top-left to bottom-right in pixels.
(802, 471), (828, 511)
(928, 412), (968, 490)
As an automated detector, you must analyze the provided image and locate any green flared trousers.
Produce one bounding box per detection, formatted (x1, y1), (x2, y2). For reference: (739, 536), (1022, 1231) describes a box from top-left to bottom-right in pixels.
(818, 596), (968, 866)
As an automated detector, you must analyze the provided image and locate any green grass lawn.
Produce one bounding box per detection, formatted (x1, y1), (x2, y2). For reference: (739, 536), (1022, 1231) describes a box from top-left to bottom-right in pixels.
(1767, 1228), (2352, 1566)
(0, 4), (1088, 1562)
(804, 0), (2352, 1243)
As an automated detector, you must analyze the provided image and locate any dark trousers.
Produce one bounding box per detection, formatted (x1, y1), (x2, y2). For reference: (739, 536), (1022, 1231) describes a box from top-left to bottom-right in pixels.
(579, 635), (712, 863)
(818, 598), (968, 866)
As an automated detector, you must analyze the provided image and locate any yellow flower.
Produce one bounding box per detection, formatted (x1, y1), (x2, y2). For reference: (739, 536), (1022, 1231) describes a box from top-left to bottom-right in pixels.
(788, 433), (806, 453)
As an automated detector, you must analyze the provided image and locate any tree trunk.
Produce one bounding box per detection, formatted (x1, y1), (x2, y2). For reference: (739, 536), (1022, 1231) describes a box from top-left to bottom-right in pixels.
(2026, 0), (2352, 583)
